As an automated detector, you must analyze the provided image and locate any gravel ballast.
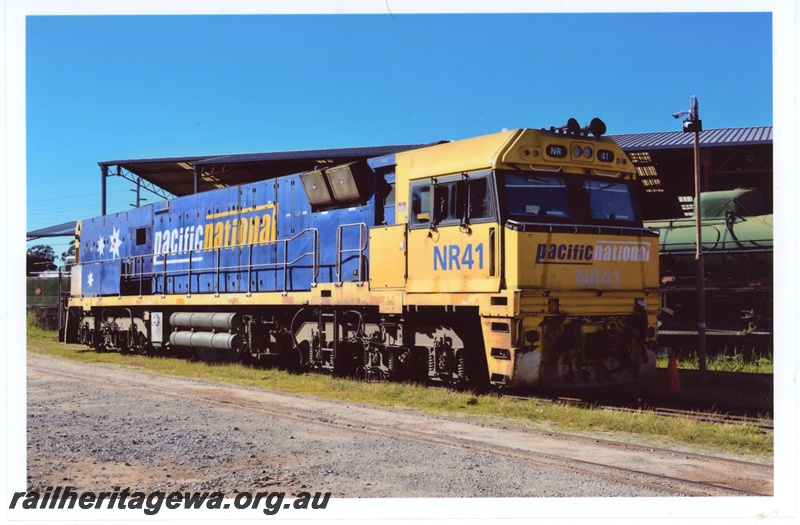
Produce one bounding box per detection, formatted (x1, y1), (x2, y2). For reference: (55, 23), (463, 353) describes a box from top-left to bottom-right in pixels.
(24, 353), (723, 498)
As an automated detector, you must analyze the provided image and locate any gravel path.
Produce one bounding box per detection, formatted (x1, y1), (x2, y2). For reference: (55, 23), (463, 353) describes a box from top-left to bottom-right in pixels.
(26, 353), (767, 499)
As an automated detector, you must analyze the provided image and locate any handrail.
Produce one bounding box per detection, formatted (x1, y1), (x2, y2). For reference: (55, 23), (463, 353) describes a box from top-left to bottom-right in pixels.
(335, 223), (368, 284)
(121, 228), (319, 295)
(505, 219), (660, 236)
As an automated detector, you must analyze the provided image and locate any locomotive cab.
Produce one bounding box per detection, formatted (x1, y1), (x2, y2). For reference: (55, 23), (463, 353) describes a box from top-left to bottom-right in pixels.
(374, 124), (661, 388)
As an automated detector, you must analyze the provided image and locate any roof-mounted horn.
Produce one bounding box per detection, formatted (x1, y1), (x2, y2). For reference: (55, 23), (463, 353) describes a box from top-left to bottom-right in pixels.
(583, 118), (606, 138)
(551, 118), (580, 135)
(549, 117), (606, 138)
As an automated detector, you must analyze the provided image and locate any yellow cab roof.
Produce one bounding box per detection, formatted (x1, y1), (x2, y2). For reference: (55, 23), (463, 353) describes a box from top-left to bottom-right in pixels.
(395, 128), (635, 181)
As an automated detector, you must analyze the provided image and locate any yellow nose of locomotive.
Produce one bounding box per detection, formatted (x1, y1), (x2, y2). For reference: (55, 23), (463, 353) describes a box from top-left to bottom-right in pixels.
(481, 225), (661, 388)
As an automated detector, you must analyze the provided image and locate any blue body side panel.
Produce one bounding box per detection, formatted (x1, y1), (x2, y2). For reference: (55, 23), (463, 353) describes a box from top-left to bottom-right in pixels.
(80, 212), (132, 296)
(76, 163), (381, 297)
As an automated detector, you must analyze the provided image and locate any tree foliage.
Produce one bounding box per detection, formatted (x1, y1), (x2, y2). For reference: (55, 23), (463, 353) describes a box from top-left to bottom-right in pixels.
(61, 240), (76, 261)
(27, 244), (56, 260)
(27, 244), (57, 275)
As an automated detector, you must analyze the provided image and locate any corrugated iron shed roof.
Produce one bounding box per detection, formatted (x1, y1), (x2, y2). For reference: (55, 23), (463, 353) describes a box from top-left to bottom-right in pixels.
(610, 126), (772, 151)
(193, 144), (430, 165)
(27, 220), (78, 240)
(99, 143), (435, 197)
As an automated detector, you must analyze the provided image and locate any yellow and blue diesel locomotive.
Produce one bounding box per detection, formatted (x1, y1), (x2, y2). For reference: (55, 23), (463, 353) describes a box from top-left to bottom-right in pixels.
(65, 119), (660, 388)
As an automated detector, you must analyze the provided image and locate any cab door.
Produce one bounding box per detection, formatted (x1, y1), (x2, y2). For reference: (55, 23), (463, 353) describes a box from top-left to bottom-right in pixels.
(406, 173), (501, 294)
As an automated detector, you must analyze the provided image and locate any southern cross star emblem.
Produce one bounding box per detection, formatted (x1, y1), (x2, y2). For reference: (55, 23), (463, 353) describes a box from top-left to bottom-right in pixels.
(87, 271), (94, 288)
(109, 226), (123, 259)
(97, 235), (106, 257)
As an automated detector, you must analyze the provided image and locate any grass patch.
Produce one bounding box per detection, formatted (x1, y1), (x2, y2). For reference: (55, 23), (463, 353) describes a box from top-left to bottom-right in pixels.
(656, 353), (774, 374)
(26, 310), (55, 340)
(27, 327), (773, 461)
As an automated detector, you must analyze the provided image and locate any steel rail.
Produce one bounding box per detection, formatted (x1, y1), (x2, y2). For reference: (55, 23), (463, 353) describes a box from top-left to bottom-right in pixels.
(502, 394), (774, 432)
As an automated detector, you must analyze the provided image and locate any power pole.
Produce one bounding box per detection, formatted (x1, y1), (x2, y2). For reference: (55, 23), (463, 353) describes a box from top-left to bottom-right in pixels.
(673, 96), (707, 385)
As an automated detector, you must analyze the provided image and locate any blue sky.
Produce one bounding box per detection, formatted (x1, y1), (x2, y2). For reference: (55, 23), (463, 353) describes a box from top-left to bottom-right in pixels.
(22, 11), (774, 261)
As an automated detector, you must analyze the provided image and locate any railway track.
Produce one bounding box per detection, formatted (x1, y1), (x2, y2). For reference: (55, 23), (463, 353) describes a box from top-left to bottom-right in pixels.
(28, 354), (773, 497)
(53, 339), (778, 436)
(73, 343), (778, 431)
(430, 376), (774, 432)
(532, 396), (774, 432)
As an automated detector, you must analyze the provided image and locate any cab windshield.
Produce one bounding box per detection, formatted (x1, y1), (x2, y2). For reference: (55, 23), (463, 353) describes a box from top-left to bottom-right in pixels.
(500, 172), (639, 225)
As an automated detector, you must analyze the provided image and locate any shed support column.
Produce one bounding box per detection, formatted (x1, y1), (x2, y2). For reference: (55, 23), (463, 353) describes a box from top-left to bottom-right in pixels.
(101, 165), (108, 215)
(194, 165), (199, 194)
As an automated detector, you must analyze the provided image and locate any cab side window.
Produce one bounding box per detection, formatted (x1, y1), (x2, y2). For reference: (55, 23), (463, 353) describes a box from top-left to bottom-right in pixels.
(410, 175), (495, 228)
(410, 184), (431, 224)
(433, 184), (450, 224)
(455, 177), (491, 220)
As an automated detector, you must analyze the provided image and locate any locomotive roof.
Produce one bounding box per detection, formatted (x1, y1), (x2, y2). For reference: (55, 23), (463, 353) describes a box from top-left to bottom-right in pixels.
(99, 144), (438, 198)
